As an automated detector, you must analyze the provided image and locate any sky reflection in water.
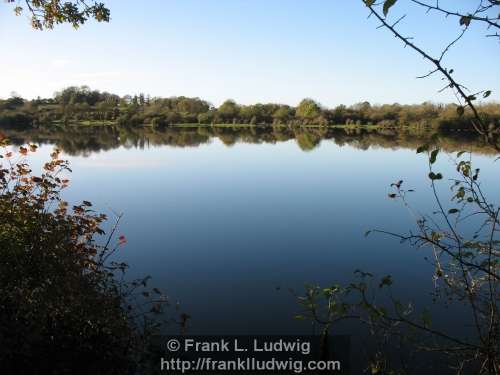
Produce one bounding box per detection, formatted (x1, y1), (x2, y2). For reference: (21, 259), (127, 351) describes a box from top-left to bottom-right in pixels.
(19, 130), (500, 334)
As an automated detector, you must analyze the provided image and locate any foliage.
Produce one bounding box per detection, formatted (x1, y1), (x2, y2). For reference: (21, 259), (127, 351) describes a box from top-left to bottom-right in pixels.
(6, 0), (110, 30)
(295, 0), (500, 373)
(296, 99), (322, 121)
(1, 87), (499, 132)
(0, 139), (178, 373)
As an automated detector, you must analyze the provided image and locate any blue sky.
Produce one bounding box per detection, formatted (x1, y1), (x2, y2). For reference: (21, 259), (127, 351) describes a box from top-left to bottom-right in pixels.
(0, 0), (498, 106)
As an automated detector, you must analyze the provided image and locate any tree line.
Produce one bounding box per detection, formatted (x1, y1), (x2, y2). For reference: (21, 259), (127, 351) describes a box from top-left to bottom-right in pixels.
(1, 86), (499, 131)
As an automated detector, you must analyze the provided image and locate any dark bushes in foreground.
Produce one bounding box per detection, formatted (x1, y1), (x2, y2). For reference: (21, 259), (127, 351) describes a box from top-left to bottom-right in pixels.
(0, 140), (174, 374)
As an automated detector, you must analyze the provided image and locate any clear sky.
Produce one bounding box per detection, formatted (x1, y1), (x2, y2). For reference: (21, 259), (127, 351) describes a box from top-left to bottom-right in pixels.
(0, 0), (498, 107)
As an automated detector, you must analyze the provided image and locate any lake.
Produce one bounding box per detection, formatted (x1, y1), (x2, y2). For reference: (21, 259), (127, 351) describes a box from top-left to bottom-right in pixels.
(4, 125), (499, 335)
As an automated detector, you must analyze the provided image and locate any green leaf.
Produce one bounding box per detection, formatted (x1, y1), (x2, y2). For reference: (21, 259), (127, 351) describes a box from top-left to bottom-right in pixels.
(383, 0), (397, 16)
(456, 151), (467, 158)
(429, 149), (439, 164)
(483, 90), (492, 98)
(448, 208), (459, 214)
(364, 0), (376, 6)
(456, 106), (465, 116)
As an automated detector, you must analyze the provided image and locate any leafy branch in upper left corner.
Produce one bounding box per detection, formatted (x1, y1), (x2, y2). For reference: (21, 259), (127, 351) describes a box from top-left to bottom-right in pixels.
(6, 0), (110, 29)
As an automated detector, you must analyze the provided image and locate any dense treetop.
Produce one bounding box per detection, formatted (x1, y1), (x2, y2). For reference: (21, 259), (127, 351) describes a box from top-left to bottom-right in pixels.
(0, 86), (499, 131)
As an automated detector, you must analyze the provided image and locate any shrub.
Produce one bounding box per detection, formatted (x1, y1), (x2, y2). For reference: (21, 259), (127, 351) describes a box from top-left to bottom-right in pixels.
(0, 139), (171, 374)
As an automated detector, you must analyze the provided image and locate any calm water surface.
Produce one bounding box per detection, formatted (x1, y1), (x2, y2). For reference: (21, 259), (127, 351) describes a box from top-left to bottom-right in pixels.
(17, 128), (500, 335)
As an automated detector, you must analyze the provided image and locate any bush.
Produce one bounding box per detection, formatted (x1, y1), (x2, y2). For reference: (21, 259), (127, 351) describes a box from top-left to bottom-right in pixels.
(0, 140), (171, 374)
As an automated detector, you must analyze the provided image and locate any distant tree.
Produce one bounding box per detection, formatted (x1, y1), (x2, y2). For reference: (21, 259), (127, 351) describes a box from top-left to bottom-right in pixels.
(4, 95), (25, 110)
(197, 111), (215, 125)
(218, 100), (240, 123)
(6, 0), (110, 30)
(296, 99), (322, 121)
(330, 104), (347, 124)
(138, 93), (146, 106)
(240, 104), (265, 124)
(176, 97), (210, 115)
(165, 111), (180, 125)
(272, 106), (293, 124)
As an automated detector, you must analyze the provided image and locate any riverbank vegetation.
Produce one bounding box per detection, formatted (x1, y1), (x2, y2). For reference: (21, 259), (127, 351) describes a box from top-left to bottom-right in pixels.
(1, 86), (499, 131)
